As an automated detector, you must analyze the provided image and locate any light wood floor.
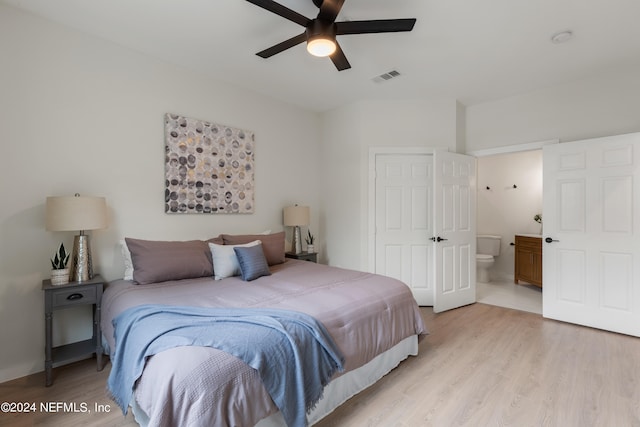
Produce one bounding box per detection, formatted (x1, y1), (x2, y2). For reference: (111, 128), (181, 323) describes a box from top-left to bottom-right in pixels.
(2, 303), (639, 426)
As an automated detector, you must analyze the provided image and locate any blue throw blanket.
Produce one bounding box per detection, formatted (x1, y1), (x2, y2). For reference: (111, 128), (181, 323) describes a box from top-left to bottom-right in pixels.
(107, 304), (344, 427)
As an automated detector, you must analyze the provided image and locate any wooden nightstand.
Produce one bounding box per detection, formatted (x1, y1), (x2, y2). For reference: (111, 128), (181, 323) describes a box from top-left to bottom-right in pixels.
(42, 275), (104, 386)
(285, 251), (318, 263)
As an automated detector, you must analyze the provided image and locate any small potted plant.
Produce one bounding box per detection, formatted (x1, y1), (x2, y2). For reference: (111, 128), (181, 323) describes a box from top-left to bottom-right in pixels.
(305, 230), (315, 254)
(534, 214), (542, 234)
(50, 243), (70, 285)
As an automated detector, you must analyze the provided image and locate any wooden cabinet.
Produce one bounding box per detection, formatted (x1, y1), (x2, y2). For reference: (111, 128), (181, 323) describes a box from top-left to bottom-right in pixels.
(514, 235), (542, 288)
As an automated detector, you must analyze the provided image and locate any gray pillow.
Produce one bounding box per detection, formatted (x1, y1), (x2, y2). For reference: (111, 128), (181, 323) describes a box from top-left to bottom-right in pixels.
(125, 238), (213, 285)
(234, 243), (271, 281)
(222, 231), (285, 266)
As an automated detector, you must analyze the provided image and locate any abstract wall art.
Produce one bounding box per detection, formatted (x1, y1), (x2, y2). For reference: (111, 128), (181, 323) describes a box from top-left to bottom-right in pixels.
(164, 113), (255, 214)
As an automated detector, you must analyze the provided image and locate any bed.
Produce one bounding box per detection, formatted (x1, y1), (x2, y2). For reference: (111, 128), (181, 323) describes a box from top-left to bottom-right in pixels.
(101, 234), (427, 427)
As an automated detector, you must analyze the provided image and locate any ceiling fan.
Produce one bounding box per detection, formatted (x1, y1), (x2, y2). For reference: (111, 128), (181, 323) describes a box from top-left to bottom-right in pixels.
(246, 0), (417, 71)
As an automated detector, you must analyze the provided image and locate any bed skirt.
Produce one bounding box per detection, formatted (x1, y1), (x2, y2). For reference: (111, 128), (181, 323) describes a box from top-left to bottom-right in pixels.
(130, 335), (418, 427)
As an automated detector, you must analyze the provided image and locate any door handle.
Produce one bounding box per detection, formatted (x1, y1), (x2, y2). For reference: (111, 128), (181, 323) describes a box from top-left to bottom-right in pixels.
(431, 236), (448, 242)
(545, 237), (559, 243)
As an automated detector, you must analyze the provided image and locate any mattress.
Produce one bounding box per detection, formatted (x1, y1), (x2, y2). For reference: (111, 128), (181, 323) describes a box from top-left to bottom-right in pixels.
(102, 259), (426, 426)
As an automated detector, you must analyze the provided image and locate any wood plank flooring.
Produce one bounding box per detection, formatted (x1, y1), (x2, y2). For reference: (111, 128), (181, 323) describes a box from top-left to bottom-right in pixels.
(1, 303), (639, 426)
(316, 304), (640, 426)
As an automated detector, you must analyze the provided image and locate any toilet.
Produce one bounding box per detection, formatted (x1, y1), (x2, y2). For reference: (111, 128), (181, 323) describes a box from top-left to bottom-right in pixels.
(476, 235), (501, 283)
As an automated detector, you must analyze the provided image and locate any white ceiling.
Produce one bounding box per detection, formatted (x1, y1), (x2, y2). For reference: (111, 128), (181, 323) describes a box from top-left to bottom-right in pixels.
(5, 0), (640, 112)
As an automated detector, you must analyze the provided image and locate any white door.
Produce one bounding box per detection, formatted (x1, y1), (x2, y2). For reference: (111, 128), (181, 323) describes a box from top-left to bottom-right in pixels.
(543, 133), (640, 337)
(433, 151), (477, 313)
(374, 154), (434, 305)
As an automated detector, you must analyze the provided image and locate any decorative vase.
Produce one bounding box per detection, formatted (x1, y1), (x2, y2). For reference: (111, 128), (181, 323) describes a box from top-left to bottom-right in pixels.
(51, 268), (70, 286)
(306, 245), (315, 254)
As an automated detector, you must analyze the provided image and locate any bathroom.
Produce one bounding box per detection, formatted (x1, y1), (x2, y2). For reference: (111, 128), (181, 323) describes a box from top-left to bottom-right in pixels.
(475, 149), (543, 313)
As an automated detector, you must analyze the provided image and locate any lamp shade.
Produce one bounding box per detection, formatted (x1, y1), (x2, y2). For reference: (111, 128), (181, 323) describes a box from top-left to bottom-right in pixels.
(283, 205), (310, 227)
(46, 195), (108, 231)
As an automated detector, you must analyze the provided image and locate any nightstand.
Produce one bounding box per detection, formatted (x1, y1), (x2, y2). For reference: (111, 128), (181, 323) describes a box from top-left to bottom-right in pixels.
(285, 251), (317, 263)
(42, 275), (104, 386)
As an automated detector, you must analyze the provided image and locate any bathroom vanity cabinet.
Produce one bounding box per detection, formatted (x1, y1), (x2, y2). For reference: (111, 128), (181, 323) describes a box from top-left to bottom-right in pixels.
(514, 235), (542, 288)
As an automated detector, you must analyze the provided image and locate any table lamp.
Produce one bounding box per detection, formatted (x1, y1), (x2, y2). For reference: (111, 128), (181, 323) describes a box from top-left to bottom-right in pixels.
(46, 194), (108, 282)
(283, 205), (309, 254)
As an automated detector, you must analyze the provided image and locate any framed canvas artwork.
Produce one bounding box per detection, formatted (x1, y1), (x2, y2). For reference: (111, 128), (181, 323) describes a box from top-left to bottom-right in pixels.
(164, 113), (255, 214)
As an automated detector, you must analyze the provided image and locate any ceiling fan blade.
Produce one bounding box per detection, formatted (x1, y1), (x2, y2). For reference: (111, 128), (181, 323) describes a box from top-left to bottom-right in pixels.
(330, 42), (351, 71)
(317, 0), (345, 23)
(245, 0), (310, 27)
(336, 18), (416, 35)
(256, 33), (307, 58)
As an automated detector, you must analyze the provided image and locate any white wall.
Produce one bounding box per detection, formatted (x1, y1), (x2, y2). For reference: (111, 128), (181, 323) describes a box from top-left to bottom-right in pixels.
(318, 103), (362, 268)
(456, 100), (467, 153)
(0, 5), (321, 382)
(476, 150), (543, 280)
(320, 98), (460, 271)
(466, 63), (640, 151)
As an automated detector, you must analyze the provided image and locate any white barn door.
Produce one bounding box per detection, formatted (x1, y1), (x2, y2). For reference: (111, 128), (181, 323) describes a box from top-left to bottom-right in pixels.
(543, 133), (640, 337)
(374, 154), (434, 305)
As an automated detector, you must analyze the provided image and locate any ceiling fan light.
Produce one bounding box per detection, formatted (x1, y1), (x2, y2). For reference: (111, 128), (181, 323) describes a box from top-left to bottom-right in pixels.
(307, 38), (336, 57)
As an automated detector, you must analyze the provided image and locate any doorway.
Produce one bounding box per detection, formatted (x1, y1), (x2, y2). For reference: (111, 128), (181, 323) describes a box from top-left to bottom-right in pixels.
(471, 140), (556, 314)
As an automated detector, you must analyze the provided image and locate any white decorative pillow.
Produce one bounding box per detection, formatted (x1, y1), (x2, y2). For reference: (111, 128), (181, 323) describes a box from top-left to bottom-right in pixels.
(209, 240), (261, 280)
(120, 239), (134, 281)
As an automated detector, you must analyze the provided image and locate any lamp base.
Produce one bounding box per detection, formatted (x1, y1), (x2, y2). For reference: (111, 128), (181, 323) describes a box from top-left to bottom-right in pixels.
(69, 234), (93, 282)
(291, 226), (302, 254)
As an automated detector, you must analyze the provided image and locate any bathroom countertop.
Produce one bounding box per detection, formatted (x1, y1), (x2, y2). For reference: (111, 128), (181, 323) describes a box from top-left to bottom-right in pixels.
(515, 233), (542, 238)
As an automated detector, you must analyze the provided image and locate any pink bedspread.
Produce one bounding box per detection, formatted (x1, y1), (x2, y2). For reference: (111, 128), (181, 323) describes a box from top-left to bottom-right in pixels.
(102, 259), (426, 426)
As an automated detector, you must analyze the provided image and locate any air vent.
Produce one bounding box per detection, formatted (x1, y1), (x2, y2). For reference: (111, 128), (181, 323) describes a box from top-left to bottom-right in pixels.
(372, 70), (401, 83)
